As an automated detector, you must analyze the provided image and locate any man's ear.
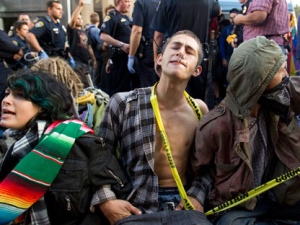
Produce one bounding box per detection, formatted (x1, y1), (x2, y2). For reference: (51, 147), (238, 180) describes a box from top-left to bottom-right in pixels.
(155, 54), (163, 76)
(156, 53), (162, 66)
(192, 65), (202, 77)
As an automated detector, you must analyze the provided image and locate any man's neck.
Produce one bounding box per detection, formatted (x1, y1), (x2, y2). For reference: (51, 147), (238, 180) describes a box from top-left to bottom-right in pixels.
(249, 104), (261, 117)
(115, 6), (125, 15)
(48, 14), (58, 23)
(75, 25), (82, 30)
(155, 79), (187, 109)
(17, 34), (25, 40)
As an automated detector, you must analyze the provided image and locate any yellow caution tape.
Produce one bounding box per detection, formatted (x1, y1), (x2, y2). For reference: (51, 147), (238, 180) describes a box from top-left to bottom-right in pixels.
(205, 166), (300, 216)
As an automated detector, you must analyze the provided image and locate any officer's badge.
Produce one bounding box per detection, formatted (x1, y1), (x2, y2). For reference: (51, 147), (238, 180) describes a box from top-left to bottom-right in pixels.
(103, 16), (111, 22)
(35, 21), (44, 28)
(53, 28), (59, 34)
(62, 25), (67, 33)
(8, 30), (14, 37)
(242, 6), (247, 14)
(12, 40), (18, 46)
(121, 18), (127, 22)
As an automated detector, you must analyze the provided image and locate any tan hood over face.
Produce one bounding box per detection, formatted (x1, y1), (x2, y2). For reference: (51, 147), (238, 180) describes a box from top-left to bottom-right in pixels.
(225, 36), (286, 119)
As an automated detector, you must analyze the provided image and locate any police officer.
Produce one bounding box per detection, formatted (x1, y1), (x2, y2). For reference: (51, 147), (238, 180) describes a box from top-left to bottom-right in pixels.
(0, 30), (23, 107)
(26, 1), (68, 61)
(8, 14), (33, 37)
(100, 0), (139, 96)
(127, 0), (160, 88)
(11, 21), (38, 70)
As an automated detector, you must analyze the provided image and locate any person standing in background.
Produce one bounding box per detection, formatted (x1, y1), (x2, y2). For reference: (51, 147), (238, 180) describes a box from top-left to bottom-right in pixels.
(26, 1), (68, 61)
(10, 21), (38, 70)
(100, 0), (140, 97)
(67, 0), (96, 86)
(8, 14), (33, 37)
(85, 12), (103, 88)
(233, 0), (289, 55)
(127, 0), (160, 88)
(296, 13), (300, 69)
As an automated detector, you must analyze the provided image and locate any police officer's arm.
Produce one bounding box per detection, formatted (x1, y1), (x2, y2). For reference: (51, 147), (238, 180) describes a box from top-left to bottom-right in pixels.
(0, 30), (23, 60)
(153, 31), (164, 61)
(26, 32), (43, 52)
(69, 0), (85, 29)
(88, 45), (97, 68)
(233, 10), (267, 26)
(129, 25), (142, 56)
(100, 32), (129, 54)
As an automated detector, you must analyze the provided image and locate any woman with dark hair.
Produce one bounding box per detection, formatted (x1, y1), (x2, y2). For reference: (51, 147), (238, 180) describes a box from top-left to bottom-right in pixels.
(0, 69), (131, 225)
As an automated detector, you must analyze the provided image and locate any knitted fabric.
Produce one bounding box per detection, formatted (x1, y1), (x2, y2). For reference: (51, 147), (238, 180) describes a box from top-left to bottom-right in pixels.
(0, 119), (93, 224)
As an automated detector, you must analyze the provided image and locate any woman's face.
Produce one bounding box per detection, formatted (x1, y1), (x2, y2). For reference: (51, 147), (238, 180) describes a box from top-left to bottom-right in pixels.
(1, 88), (41, 130)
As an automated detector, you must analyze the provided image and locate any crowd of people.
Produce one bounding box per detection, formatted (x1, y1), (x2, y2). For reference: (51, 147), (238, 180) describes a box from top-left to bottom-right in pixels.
(0, 0), (300, 224)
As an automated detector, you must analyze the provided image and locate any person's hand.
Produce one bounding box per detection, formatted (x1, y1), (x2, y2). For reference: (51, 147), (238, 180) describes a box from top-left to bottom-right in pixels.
(69, 57), (76, 68)
(121, 43), (130, 54)
(106, 60), (111, 73)
(39, 51), (49, 60)
(79, 0), (85, 6)
(13, 51), (23, 61)
(231, 38), (238, 48)
(93, 60), (97, 69)
(232, 14), (242, 25)
(99, 199), (141, 225)
(127, 55), (135, 74)
(222, 58), (228, 68)
(31, 52), (38, 58)
(174, 196), (204, 212)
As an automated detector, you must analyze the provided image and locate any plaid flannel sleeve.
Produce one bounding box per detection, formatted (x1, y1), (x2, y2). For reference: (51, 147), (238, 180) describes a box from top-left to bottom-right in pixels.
(187, 173), (213, 205)
(91, 184), (117, 208)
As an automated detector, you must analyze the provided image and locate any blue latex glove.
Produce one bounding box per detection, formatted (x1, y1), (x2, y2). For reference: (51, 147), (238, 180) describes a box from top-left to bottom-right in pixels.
(39, 51), (49, 60)
(127, 55), (135, 74)
(69, 57), (76, 68)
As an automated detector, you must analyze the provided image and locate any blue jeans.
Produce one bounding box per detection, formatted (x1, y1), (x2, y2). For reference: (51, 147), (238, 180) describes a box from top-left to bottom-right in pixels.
(213, 198), (300, 225)
(158, 187), (181, 211)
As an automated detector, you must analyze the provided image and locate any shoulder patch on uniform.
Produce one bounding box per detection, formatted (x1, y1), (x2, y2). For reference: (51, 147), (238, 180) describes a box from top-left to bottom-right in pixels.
(35, 21), (44, 28)
(8, 30), (14, 37)
(12, 40), (18, 46)
(103, 16), (111, 22)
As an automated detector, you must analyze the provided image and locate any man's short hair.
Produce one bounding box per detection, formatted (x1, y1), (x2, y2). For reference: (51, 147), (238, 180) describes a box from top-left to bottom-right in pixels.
(14, 21), (28, 31)
(105, 4), (115, 15)
(18, 14), (31, 21)
(90, 12), (100, 24)
(47, 0), (61, 8)
(229, 8), (240, 14)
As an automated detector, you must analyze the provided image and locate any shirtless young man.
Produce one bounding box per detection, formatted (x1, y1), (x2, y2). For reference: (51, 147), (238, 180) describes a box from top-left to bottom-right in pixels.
(94, 30), (210, 225)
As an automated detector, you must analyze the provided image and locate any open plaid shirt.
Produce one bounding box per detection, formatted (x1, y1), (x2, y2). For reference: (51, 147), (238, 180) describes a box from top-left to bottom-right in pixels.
(93, 87), (203, 213)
